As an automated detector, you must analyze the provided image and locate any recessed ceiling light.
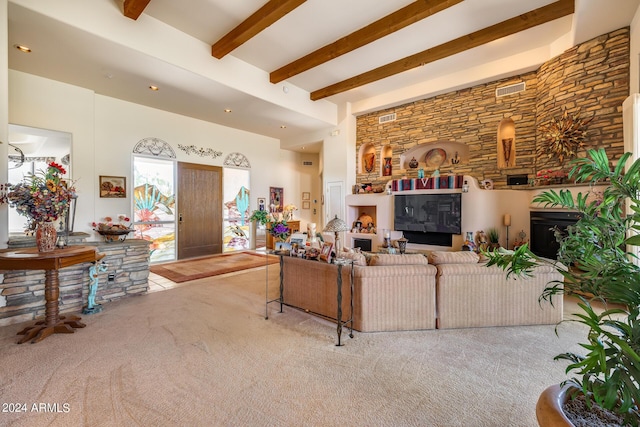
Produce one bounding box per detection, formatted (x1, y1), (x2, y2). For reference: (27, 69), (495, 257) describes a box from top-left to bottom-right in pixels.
(149, 85), (159, 91)
(224, 109), (232, 113)
(14, 44), (31, 53)
(280, 125), (287, 129)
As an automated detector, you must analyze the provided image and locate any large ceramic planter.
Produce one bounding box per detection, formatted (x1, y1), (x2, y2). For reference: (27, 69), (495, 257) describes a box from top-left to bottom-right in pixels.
(536, 384), (574, 426)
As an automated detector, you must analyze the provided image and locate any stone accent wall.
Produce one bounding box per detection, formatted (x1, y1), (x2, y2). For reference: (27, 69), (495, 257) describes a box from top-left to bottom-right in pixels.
(536, 27), (630, 170)
(0, 239), (150, 327)
(356, 28), (629, 190)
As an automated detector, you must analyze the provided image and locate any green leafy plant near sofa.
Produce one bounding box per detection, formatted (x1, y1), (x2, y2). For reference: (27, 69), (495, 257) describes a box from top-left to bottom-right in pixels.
(485, 149), (640, 425)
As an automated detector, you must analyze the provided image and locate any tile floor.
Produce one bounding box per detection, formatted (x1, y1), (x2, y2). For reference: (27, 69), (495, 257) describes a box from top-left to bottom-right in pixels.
(147, 272), (180, 293)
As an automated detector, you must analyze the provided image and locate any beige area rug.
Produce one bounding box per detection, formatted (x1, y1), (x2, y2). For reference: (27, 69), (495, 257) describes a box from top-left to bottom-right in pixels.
(0, 267), (587, 427)
(150, 251), (279, 283)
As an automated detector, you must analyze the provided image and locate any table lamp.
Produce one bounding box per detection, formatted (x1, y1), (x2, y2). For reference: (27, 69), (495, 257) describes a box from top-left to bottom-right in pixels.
(324, 215), (350, 255)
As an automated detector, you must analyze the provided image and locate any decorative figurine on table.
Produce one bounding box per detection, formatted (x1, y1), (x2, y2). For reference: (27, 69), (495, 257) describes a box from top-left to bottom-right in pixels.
(83, 261), (108, 315)
(513, 230), (528, 249)
(475, 230), (489, 252)
(462, 231), (476, 252)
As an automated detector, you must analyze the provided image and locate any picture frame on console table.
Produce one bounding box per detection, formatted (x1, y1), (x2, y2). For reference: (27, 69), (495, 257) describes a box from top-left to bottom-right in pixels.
(320, 242), (333, 263)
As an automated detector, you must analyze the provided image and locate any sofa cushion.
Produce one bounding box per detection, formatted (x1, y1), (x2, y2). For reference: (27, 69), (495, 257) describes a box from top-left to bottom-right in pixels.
(368, 253), (428, 266)
(428, 251), (479, 265)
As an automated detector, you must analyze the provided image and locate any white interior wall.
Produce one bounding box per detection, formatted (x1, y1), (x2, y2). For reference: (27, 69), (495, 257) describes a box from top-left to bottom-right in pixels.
(8, 71), (311, 241)
(8, 70), (95, 237)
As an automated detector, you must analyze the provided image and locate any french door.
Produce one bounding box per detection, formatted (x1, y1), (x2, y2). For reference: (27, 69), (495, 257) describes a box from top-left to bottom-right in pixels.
(132, 156), (176, 263)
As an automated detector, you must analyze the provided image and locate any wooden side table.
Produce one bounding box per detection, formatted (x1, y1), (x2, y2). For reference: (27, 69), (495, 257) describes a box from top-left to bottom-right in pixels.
(0, 246), (104, 344)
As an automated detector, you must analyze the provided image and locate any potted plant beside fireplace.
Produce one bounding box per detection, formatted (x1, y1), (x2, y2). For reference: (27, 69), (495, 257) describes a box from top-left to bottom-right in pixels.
(486, 148), (640, 426)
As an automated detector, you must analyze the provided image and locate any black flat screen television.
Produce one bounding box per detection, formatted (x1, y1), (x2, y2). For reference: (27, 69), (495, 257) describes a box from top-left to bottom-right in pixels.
(394, 193), (462, 235)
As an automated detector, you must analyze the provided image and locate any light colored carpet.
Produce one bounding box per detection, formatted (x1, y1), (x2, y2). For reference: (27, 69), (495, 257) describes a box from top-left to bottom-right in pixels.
(150, 251), (279, 282)
(0, 266), (585, 426)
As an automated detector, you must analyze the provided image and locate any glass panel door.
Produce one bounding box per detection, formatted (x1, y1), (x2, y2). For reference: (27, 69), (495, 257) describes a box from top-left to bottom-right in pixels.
(133, 156), (176, 263)
(222, 168), (250, 252)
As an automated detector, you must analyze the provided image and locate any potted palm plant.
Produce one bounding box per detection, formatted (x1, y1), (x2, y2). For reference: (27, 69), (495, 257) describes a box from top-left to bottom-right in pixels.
(486, 149), (640, 426)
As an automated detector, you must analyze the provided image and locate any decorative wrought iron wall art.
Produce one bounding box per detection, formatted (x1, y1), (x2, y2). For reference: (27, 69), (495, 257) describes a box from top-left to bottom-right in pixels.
(133, 137), (176, 158)
(223, 152), (251, 168)
(177, 144), (222, 159)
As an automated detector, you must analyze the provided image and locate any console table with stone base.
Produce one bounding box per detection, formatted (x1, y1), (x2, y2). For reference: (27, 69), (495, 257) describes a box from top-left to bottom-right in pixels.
(0, 246), (104, 343)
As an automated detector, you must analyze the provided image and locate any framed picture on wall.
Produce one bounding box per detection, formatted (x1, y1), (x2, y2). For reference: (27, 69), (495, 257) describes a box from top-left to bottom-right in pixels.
(302, 201), (310, 210)
(302, 192), (310, 200)
(269, 187), (283, 212)
(99, 176), (126, 198)
(258, 197), (266, 211)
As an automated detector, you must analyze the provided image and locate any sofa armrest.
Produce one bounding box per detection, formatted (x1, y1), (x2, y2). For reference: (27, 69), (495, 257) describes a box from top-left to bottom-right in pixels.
(353, 264), (437, 332)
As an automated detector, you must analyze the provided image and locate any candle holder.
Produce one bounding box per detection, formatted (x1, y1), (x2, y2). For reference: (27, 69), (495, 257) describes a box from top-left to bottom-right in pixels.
(382, 229), (391, 248)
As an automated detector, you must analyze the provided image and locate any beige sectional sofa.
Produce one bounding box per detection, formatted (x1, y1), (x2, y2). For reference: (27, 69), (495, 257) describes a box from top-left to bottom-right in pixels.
(279, 250), (564, 333)
(428, 251), (564, 329)
(281, 253), (437, 332)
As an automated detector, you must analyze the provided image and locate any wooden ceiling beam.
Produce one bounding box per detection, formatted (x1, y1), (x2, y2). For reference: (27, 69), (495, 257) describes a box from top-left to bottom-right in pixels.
(310, 0), (575, 101)
(270, 0), (463, 84)
(123, 0), (152, 20)
(212, 0), (307, 59)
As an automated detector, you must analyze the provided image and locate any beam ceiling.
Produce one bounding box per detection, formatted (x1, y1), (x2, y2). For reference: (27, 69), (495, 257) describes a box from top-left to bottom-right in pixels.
(310, 0), (575, 100)
(270, 0), (463, 84)
(211, 0), (307, 59)
(123, 0), (152, 20)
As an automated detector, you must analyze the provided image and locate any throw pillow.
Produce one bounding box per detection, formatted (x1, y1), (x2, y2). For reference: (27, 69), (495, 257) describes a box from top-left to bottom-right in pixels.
(338, 251), (367, 266)
(428, 251), (480, 265)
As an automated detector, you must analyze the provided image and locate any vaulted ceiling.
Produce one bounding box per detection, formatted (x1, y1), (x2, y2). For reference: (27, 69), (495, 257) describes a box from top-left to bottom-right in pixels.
(7, 0), (640, 146)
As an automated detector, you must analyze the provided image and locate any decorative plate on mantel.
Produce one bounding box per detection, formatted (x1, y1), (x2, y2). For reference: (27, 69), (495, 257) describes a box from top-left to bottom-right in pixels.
(425, 148), (447, 168)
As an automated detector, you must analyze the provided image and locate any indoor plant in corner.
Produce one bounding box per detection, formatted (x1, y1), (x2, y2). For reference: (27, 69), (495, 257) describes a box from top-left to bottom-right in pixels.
(485, 149), (639, 426)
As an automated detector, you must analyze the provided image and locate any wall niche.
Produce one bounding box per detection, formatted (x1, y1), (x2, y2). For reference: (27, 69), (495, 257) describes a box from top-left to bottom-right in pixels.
(359, 142), (376, 174)
(497, 118), (516, 169)
(399, 140), (469, 173)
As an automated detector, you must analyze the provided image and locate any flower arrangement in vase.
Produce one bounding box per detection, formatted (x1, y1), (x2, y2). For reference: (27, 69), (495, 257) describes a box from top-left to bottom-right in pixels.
(1, 162), (75, 252)
(269, 220), (290, 241)
(283, 204), (297, 221)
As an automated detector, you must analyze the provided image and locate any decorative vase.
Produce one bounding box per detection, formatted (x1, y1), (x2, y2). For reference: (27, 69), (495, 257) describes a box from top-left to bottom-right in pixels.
(36, 221), (57, 252)
(383, 157), (392, 176)
(397, 236), (408, 254)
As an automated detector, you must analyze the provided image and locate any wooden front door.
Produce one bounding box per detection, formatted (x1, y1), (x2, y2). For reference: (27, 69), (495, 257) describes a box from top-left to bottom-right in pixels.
(177, 162), (223, 259)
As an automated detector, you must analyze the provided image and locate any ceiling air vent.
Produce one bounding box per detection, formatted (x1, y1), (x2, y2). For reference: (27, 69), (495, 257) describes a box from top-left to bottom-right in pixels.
(496, 82), (526, 97)
(303, 161), (313, 166)
(378, 113), (396, 124)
